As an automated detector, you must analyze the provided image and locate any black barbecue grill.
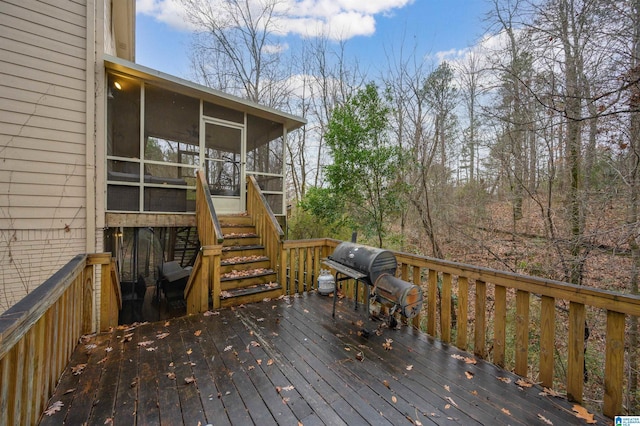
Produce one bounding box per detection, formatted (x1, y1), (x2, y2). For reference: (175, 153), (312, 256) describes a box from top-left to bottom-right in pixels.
(323, 242), (423, 322)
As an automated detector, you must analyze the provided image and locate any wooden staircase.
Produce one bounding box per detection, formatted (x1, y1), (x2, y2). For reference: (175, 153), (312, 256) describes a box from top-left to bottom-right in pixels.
(218, 214), (283, 307)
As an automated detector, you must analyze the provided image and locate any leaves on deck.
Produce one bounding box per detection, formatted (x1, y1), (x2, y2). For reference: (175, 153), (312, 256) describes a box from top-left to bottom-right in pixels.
(538, 414), (553, 425)
(515, 378), (533, 388)
(137, 340), (154, 347)
(465, 371), (474, 379)
(539, 387), (562, 398)
(71, 363), (86, 375)
(445, 396), (458, 407)
(501, 407), (511, 416)
(406, 364), (413, 371)
(194, 330), (202, 337)
(497, 376), (512, 384)
(156, 332), (170, 340)
(224, 345), (233, 352)
(383, 338), (393, 350)
(44, 400), (63, 416)
(450, 354), (477, 364)
(184, 376), (196, 384)
(572, 404), (597, 424)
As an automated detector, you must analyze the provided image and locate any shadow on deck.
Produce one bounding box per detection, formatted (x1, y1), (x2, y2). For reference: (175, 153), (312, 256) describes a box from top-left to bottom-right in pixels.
(39, 293), (608, 425)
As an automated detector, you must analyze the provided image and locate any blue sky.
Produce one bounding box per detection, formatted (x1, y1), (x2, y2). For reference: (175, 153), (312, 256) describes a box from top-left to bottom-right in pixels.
(136, 0), (492, 80)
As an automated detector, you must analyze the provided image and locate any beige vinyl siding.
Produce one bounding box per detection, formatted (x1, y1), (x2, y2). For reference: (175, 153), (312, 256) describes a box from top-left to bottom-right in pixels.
(0, 0), (89, 313)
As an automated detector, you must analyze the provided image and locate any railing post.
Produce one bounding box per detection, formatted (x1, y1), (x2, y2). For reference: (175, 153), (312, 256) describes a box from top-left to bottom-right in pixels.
(515, 290), (530, 377)
(474, 280), (487, 358)
(540, 296), (555, 388)
(567, 302), (586, 403)
(603, 310), (625, 417)
(456, 276), (469, 349)
(441, 273), (452, 343)
(427, 270), (437, 336)
(494, 285), (507, 367)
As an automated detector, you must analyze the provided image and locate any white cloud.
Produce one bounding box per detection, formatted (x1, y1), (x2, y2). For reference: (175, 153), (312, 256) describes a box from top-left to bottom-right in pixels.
(136, 0), (414, 40)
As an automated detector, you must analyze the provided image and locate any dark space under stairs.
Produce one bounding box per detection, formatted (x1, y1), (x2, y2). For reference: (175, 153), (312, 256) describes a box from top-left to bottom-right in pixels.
(218, 214), (283, 307)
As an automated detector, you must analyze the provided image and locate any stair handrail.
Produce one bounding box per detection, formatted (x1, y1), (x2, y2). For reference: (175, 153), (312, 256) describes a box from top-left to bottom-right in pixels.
(185, 171), (224, 313)
(246, 175), (284, 283)
(196, 170), (224, 245)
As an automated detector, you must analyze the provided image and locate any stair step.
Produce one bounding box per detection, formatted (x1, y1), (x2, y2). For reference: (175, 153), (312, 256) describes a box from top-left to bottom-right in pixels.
(223, 233), (260, 247)
(221, 255), (270, 273)
(218, 213), (252, 227)
(222, 244), (265, 258)
(221, 269), (277, 290)
(219, 282), (283, 307)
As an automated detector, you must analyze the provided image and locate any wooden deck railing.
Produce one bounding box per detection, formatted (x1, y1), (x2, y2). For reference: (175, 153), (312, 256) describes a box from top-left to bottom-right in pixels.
(247, 175), (285, 283)
(282, 239), (640, 418)
(185, 170), (223, 312)
(0, 253), (117, 425)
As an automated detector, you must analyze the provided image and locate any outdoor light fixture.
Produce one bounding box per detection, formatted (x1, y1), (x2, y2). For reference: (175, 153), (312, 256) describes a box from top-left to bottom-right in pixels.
(114, 81), (122, 90)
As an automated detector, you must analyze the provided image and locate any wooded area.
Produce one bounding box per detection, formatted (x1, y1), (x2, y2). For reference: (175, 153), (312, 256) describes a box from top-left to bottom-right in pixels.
(178, 0), (640, 411)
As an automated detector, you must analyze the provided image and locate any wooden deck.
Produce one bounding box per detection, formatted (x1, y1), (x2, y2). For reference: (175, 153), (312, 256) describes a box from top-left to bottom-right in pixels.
(39, 293), (608, 425)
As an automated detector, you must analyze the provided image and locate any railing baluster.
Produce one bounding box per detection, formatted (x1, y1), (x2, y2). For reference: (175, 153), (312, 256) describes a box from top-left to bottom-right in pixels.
(441, 273), (452, 343)
(540, 295), (555, 388)
(412, 265), (421, 329)
(515, 290), (530, 377)
(567, 301), (586, 403)
(456, 276), (469, 350)
(603, 310), (624, 417)
(427, 269), (437, 336)
(474, 280), (487, 358)
(494, 285), (507, 368)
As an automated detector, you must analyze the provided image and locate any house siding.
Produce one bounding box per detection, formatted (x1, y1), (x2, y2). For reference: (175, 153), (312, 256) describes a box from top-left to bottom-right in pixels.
(0, 0), (89, 312)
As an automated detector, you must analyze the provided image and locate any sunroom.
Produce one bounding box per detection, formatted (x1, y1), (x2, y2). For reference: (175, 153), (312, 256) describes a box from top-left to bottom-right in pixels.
(104, 56), (305, 219)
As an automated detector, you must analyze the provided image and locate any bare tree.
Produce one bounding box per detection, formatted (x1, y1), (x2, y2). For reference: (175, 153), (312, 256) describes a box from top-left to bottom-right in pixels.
(181, 0), (291, 108)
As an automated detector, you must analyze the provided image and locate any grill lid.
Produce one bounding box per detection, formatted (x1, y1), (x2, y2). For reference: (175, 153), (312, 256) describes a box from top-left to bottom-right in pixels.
(329, 242), (397, 283)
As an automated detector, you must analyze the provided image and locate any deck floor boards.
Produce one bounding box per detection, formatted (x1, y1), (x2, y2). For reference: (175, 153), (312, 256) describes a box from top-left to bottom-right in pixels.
(39, 293), (609, 425)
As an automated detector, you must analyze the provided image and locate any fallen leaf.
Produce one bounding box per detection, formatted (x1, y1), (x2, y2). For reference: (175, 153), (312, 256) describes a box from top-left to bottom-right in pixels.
(304, 309), (309, 313)
(501, 408), (511, 416)
(515, 379), (533, 388)
(71, 364), (87, 375)
(538, 414), (553, 425)
(187, 348), (193, 355)
(383, 338), (393, 351)
(156, 332), (169, 339)
(450, 354), (477, 364)
(97, 357), (107, 364)
(105, 346), (113, 352)
(203, 310), (220, 316)
(465, 371), (474, 379)
(257, 317), (265, 322)
(248, 365), (255, 370)
(471, 390), (478, 396)
(267, 359), (274, 366)
(166, 372), (176, 380)
(406, 364), (413, 371)
(224, 345), (233, 352)
(63, 388), (76, 395)
(281, 385), (295, 391)
(444, 385), (450, 392)
(445, 396), (458, 407)
(497, 376), (512, 384)
(146, 347), (158, 352)
(444, 404), (451, 410)
(184, 376), (196, 384)
(572, 404), (596, 424)
(392, 396), (397, 403)
(355, 352), (364, 361)
(194, 330), (202, 337)
(250, 341), (260, 347)
(383, 380), (390, 389)
(138, 340), (154, 347)
(164, 321), (170, 327)
(539, 387), (562, 398)
(44, 401), (64, 416)
(257, 359), (262, 365)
